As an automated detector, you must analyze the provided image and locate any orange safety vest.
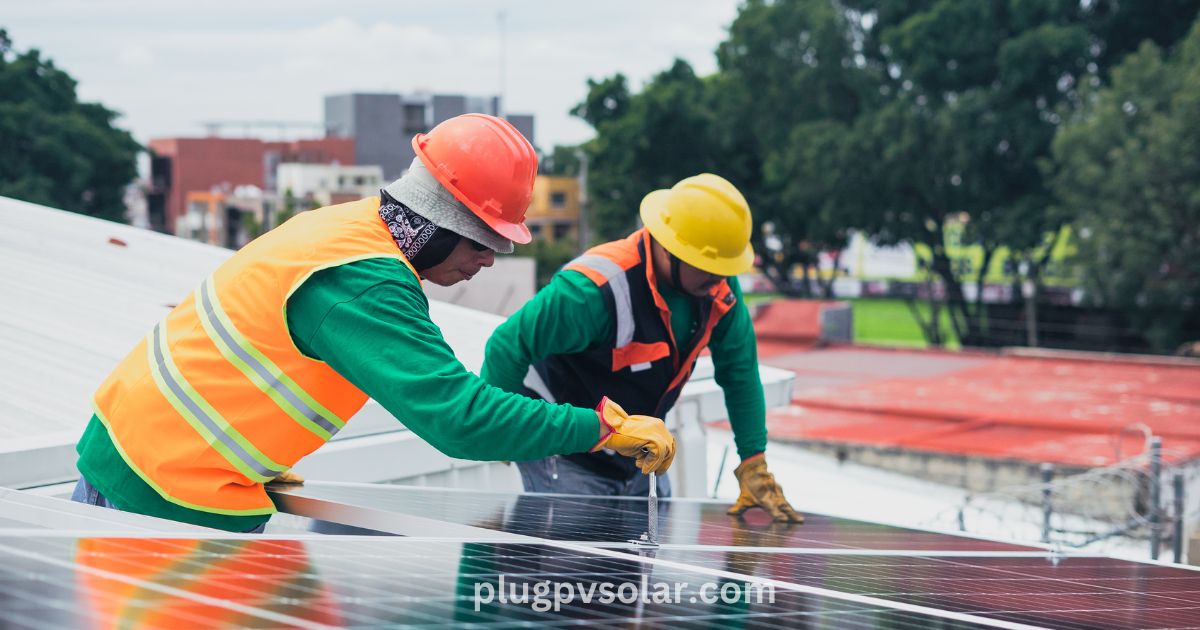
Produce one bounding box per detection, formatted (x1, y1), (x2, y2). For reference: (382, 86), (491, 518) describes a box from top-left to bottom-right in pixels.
(92, 196), (415, 515)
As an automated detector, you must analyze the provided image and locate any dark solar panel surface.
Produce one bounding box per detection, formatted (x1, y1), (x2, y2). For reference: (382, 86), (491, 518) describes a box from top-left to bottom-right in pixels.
(3, 483), (1195, 628)
(651, 550), (1200, 630)
(0, 536), (1000, 629)
(274, 483), (1040, 551)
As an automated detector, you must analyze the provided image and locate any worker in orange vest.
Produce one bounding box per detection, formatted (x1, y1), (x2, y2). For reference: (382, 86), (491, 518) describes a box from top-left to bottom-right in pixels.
(481, 174), (801, 522)
(71, 114), (675, 532)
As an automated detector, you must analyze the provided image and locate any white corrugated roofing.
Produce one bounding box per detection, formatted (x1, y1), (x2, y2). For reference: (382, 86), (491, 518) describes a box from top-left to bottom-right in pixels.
(1, 196), (234, 442)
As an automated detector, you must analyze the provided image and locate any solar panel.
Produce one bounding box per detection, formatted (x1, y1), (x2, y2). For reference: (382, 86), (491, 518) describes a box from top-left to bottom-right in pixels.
(645, 550), (1200, 630)
(0, 535), (1003, 629)
(270, 481), (1042, 551)
(3, 482), (1195, 628)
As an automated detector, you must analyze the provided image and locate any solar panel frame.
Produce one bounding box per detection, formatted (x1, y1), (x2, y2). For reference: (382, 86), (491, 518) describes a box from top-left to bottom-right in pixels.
(0, 488), (208, 533)
(269, 481), (1046, 552)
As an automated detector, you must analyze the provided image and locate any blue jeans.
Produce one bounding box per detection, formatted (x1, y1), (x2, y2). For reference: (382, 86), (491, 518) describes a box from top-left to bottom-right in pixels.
(517, 456), (671, 497)
(70, 477), (267, 534)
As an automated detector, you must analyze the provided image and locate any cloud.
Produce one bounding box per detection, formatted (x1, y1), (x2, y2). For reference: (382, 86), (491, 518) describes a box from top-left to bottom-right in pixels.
(119, 44), (154, 67)
(4, 1), (741, 147)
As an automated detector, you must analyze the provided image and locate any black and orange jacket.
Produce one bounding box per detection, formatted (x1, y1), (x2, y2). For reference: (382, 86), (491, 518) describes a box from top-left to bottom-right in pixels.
(523, 229), (738, 480)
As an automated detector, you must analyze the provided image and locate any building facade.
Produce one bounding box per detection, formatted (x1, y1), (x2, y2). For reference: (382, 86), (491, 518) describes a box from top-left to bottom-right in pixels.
(179, 189), (271, 249)
(276, 163), (385, 208)
(324, 92), (535, 180)
(146, 137), (354, 234)
(526, 175), (581, 245)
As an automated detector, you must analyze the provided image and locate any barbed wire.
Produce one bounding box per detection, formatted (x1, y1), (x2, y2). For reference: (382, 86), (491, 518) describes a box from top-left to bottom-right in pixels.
(922, 443), (1200, 560)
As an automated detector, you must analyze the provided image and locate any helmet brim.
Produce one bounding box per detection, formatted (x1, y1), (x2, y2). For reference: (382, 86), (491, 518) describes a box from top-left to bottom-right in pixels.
(477, 212), (533, 245)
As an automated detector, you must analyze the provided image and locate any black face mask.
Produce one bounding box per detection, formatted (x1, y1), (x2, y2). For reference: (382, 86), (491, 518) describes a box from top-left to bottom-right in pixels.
(378, 191), (464, 272)
(408, 228), (462, 271)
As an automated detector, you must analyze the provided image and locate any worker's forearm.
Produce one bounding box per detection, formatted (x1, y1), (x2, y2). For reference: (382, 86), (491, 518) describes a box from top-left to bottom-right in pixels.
(393, 373), (601, 461)
(720, 356), (768, 458)
(725, 389), (768, 459)
(710, 281), (768, 459)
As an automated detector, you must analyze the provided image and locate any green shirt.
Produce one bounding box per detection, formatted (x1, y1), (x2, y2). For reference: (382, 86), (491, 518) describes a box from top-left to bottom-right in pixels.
(480, 269), (768, 461)
(76, 257), (600, 532)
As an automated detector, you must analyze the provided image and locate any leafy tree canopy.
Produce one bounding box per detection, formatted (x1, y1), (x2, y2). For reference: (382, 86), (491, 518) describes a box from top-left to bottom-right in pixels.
(0, 28), (141, 222)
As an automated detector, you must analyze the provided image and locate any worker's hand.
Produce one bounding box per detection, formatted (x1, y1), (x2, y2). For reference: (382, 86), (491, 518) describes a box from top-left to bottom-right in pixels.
(727, 454), (803, 523)
(268, 469), (305, 485)
(591, 397), (676, 475)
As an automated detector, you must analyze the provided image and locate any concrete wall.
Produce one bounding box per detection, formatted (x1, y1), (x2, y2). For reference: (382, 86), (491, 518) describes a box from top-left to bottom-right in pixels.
(791, 439), (1193, 526)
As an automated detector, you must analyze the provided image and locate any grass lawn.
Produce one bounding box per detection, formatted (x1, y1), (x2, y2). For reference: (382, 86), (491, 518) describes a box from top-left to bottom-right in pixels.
(745, 291), (959, 349)
(851, 298), (960, 349)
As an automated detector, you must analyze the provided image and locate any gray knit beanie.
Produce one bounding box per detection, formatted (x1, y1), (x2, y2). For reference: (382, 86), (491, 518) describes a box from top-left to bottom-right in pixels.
(382, 158), (515, 254)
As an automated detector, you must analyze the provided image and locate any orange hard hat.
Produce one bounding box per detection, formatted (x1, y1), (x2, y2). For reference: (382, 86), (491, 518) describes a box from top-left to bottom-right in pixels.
(412, 113), (537, 244)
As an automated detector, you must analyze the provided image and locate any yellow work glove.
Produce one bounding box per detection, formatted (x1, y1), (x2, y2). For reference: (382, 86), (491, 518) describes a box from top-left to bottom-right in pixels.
(727, 454), (804, 523)
(591, 397), (676, 475)
(267, 469), (305, 485)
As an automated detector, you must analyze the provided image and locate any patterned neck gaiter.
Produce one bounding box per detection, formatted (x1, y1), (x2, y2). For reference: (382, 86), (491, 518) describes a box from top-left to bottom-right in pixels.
(378, 192), (461, 271)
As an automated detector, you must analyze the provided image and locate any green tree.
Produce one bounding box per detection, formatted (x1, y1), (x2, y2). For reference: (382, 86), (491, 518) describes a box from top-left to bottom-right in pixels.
(841, 1), (1091, 345)
(1050, 24), (1200, 352)
(572, 60), (723, 241)
(0, 29), (140, 222)
(539, 144), (582, 177)
(716, 0), (881, 297)
(839, 0), (1199, 346)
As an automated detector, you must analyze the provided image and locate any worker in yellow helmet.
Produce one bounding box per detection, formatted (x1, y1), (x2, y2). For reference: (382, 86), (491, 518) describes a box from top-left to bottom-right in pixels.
(481, 174), (802, 522)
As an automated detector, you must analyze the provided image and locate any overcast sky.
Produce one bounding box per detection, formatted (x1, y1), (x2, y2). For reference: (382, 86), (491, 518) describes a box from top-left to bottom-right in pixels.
(3, 1), (741, 150)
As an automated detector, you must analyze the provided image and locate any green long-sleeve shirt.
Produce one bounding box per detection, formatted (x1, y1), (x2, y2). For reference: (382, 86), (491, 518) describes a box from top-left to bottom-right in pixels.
(480, 269), (768, 461)
(76, 257), (599, 532)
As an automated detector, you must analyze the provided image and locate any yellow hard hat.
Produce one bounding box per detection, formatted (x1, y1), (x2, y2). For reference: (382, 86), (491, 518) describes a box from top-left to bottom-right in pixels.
(639, 174), (755, 276)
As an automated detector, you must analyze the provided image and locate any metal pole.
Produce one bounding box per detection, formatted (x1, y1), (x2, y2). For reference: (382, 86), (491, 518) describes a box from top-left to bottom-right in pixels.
(497, 11), (506, 117)
(1024, 281), (1038, 347)
(1150, 437), (1163, 560)
(712, 444), (730, 499)
(575, 149), (590, 255)
(1174, 472), (1185, 564)
(1041, 463), (1054, 544)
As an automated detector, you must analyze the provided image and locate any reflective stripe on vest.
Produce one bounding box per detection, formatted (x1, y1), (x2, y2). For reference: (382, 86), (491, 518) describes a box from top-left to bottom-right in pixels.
(196, 277), (344, 440)
(568, 254), (648, 370)
(147, 319), (286, 483)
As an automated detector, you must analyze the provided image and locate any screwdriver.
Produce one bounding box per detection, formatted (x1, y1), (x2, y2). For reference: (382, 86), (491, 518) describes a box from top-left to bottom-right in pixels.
(640, 446), (659, 545)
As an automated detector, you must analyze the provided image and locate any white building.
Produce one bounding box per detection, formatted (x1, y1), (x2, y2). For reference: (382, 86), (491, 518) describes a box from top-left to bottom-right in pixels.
(276, 163), (385, 207)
